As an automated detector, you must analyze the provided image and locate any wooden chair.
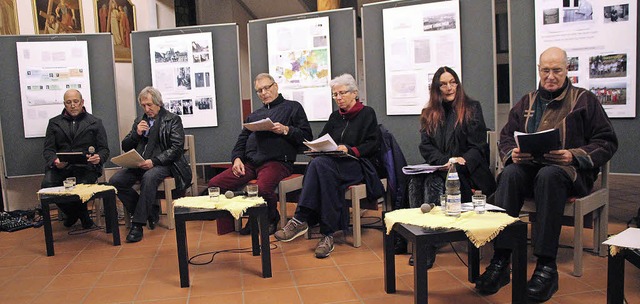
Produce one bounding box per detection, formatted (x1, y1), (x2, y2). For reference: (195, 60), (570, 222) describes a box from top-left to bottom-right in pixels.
(346, 178), (388, 247)
(125, 134), (197, 230)
(488, 131), (610, 276)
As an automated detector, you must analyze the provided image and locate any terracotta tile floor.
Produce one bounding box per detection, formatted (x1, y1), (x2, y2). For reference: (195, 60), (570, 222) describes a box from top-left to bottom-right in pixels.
(1, 174), (639, 303)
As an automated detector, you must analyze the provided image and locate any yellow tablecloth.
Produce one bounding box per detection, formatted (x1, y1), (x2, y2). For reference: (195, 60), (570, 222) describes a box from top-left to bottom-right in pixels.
(37, 184), (117, 203)
(384, 207), (519, 248)
(173, 196), (266, 220)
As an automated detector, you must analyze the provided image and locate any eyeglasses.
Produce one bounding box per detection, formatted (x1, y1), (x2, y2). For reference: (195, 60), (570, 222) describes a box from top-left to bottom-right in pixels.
(439, 81), (458, 89)
(539, 68), (565, 76)
(331, 91), (352, 98)
(255, 82), (276, 94)
(64, 99), (82, 105)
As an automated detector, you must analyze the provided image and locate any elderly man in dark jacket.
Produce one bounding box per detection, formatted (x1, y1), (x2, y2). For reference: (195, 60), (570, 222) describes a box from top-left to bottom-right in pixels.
(208, 73), (312, 235)
(42, 89), (109, 229)
(474, 47), (618, 302)
(110, 86), (192, 243)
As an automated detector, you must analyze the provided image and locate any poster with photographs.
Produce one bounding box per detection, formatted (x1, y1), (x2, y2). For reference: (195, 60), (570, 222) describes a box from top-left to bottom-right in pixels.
(267, 16), (332, 121)
(382, 0), (462, 115)
(535, 0), (636, 118)
(149, 32), (217, 128)
(15, 41), (92, 138)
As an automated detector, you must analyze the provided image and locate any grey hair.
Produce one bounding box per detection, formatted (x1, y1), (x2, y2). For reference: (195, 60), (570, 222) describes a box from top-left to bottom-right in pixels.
(254, 73), (275, 84)
(138, 86), (163, 107)
(329, 73), (358, 92)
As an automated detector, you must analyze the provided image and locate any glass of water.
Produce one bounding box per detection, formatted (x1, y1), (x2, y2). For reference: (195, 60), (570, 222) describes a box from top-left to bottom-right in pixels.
(208, 187), (220, 202)
(64, 177), (76, 190)
(246, 184), (258, 199)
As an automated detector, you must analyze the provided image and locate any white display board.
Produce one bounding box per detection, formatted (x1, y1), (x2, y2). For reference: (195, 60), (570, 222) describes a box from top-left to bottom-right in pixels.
(267, 16), (332, 121)
(382, 0), (462, 115)
(149, 32), (218, 128)
(16, 41), (93, 138)
(535, 0), (636, 118)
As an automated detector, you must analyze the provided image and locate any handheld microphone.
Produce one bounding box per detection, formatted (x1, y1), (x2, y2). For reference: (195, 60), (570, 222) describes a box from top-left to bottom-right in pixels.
(88, 146), (95, 156)
(224, 190), (246, 199)
(420, 203), (435, 213)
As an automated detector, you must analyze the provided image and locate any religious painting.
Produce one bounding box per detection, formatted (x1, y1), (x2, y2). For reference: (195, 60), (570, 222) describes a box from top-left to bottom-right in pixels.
(32, 0), (84, 34)
(95, 0), (135, 62)
(0, 0), (19, 35)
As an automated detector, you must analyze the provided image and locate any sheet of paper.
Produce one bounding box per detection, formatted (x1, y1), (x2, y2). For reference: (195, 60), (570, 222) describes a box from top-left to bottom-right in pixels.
(110, 149), (144, 168)
(303, 133), (338, 152)
(603, 228), (640, 249)
(242, 118), (275, 132)
(402, 164), (448, 175)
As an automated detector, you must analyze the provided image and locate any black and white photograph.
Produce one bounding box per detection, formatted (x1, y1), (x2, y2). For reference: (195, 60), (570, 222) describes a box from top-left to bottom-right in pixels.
(182, 99), (193, 115)
(543, 8), (560, 25)
(168, 99), (183, 115)
(568, 56), (579, 71)
(194, 72), (211, 88)
(195, 97), (213, 110)
(604, 4), (629, 23)
(562, 0), (593, 22)
(192, 52), (210, 63)
(176, 67), (191, 89)
(154, 46), (188, 63)
(589, 53), (627, 78)
(423, 13), (456, 31)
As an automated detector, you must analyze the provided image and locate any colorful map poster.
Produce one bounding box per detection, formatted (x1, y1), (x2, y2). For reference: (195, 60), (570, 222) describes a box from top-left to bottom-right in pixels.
(535, 0), (637, 118)
(382, 0), (462, 115)
(149, 32), (218, 128)
(16, 41), (92, 138)
(267, 16), (332, 121)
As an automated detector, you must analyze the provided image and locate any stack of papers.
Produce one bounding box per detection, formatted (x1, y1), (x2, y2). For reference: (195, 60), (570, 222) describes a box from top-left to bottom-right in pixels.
(303, 134), (338, 152)
(402, 164), (448, 175)
(243, 118), (275, 132)
(110, 149), (144, 168)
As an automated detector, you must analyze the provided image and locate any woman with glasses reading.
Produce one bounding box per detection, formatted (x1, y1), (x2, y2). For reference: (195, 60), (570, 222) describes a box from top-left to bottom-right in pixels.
(405, 66), (496, 267)
(274, 73), (383, 259)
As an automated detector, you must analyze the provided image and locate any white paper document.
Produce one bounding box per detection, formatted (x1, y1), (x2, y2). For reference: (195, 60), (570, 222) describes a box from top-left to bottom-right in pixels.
(303, 134), (338, 152)
(461, 203), (505, 212)
(243, 118), (275, 132)
(402, 164), (448, 175)
(110, 149), (145, 168)
(603, 228), (640, 249)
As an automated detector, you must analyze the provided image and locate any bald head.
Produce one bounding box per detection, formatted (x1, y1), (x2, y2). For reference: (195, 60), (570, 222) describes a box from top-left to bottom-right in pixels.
(63, 89), (84, 117)
(538, 47), (568, 92)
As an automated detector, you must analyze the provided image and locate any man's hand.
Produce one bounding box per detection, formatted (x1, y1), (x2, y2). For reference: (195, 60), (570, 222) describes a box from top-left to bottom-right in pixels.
(232, 158), (245, 177)
(86, 154), (101, 165)
(54, 158), (67, 169)
(138, 159), (154, 170)
(271, 122), (289, 135)
(511, 148), (533, 164)
(137, 120), (149, 136)
(544, 149), (573, 165)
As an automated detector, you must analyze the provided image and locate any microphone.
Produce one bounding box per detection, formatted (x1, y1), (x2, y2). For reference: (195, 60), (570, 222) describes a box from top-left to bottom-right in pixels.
(420, 203), (435, 213)
(224, 190), (246, 199)
(88, 146), (95, 156)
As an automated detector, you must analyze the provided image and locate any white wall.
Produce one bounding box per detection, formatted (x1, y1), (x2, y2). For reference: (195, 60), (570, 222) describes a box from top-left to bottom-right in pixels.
(5, 0), (174, 211)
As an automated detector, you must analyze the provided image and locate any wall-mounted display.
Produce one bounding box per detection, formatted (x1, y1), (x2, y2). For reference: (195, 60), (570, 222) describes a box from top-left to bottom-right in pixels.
(535, 0), (637, 118)
(33, 0), (84, 34)
(95, 0), (135, 62)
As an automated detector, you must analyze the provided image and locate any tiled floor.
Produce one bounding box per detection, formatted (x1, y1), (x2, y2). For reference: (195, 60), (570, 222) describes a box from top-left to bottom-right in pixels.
(1, 175), (639, 304)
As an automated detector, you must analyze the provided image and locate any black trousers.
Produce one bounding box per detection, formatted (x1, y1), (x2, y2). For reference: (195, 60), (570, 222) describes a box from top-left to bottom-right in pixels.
(41, 167), (100, 221)
(494, 164), (590, 258)
(109, 166), (171, 225)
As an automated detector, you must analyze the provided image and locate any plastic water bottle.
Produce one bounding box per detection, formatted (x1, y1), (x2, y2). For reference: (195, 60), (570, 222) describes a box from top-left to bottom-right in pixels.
(473, 190), (486, 214)
(445, 157), (461, 217)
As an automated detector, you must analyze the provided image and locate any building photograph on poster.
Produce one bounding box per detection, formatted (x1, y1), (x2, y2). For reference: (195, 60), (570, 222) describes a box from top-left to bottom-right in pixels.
(149, 32), (217, 128)
(382, 0), (461, 115)
(267, 16), (332, 122)
(95, 0), (135, 62)
(33, 0), (84, 34)
(535, 0), (637, 118)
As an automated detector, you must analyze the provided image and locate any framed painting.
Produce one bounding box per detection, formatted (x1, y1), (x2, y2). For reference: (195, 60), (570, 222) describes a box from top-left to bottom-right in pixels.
(0, 0), (19, 35)
(95, 0), (135, 62)
(33, 0), (84, 34)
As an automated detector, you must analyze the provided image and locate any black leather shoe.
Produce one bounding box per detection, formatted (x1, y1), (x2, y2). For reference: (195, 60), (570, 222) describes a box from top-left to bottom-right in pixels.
(475, 258), (511, 295)
(526, 265), (558, 302)
(268, 215), (280, 235)
(126, 224), (143, 243)
(238, 222), (251, 235)
(63, 215), (79, 228)
(408, 245), (437, 269)
(148, 206), (160, 230)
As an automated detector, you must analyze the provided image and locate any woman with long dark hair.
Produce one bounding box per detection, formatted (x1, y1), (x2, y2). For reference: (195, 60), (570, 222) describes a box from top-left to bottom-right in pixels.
(407, 66), (496, 266)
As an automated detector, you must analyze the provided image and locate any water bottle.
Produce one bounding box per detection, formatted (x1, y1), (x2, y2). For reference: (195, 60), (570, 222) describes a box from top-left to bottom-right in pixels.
(473, 190), (486, 214)
(445, 157), (461, 217)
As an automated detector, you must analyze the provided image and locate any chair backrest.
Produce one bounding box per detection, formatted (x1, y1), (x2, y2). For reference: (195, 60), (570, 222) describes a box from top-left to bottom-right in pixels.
(184, 135), (197, 196)
(487, 130), (500, 177)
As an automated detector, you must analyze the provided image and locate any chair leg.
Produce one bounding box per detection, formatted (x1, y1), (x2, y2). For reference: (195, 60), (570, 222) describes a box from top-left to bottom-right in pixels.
(573, 204), (584, 277)
(165, 188), (175, 230)
(352, 196), (362, 248)
(278, 186), (287, 230)
(597, 203), (609, 256)
(94, 198), (105, 227)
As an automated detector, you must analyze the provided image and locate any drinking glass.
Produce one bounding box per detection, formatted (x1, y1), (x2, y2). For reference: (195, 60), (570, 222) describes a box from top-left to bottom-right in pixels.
(246, 184), (259, 198)
(208, 187), (220, 202)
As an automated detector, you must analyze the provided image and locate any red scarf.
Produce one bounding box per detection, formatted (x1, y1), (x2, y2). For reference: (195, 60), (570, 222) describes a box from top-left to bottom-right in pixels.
(339, 101), (364, 120)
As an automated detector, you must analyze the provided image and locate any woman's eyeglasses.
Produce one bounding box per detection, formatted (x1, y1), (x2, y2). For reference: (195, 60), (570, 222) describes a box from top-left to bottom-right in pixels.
(331, 91), (351, 98)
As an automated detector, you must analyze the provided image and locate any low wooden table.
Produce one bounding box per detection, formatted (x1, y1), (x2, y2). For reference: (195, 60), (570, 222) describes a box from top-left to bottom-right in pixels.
(174, 203), (272, 288)
(39, 186), (120, 256)
(383, 215), (528, 304)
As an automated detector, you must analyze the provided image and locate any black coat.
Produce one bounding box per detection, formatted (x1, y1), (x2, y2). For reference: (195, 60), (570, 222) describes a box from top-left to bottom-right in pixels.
(419, 100), (496, 200)
(43, 109), (109, 173)
(122, 108), (192, 190)
(320, 105), (381, 162)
